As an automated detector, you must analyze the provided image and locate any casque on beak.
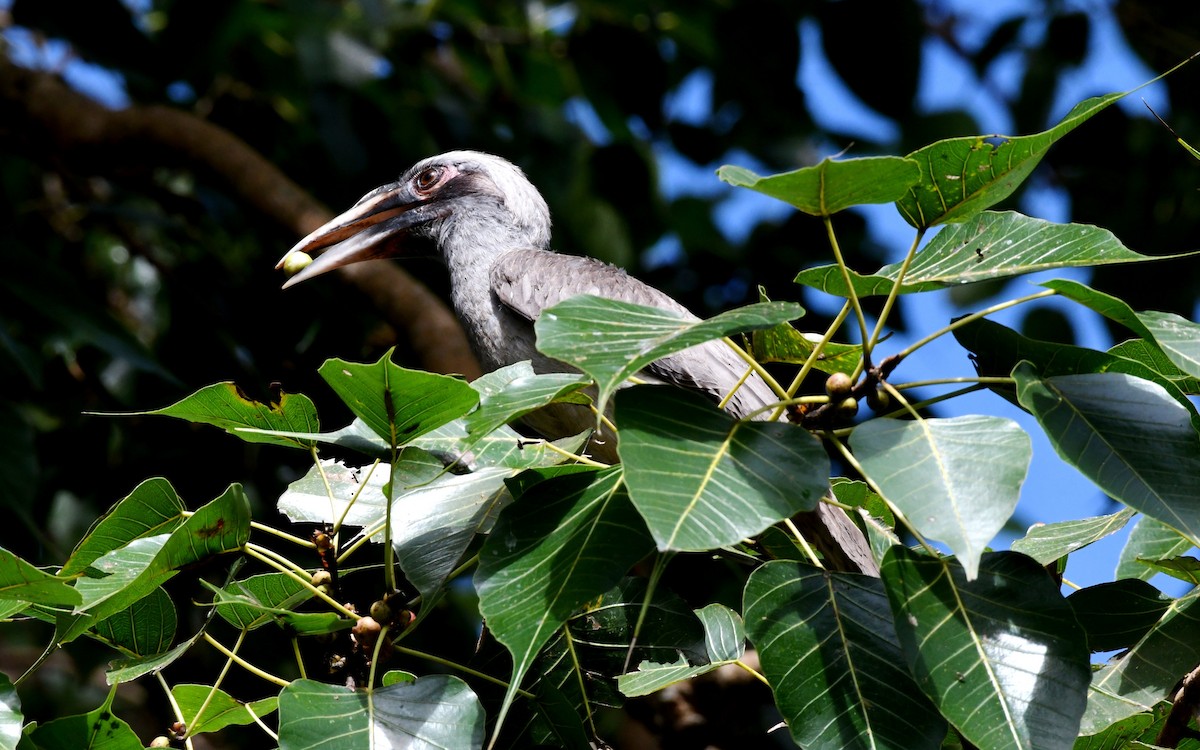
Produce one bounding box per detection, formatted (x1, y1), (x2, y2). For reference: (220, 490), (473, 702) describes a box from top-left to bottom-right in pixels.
(276, 181), (443, 288)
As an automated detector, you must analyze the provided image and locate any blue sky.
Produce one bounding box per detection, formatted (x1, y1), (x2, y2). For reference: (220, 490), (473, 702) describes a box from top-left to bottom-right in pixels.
(2, 0), (1190, 593)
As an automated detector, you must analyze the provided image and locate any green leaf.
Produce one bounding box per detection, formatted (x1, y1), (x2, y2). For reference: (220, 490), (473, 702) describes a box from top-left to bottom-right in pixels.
(70, 484), (250, 629)
(535, 295), (801, 415)
(617, 604), (745, 698)
(413, 418), (592, 471)
(277, 676), (484, 749)
(1041, 279), (1155, 340)
(533, 578), (704, 731)
(474, 468), (653, 740)
(171, 684), (278, 735)
(28, 687), (141, 749)
(105, 634), (199, 685)
(744, 560), (945, 750)
(1066, 579), (1172, 653)
(954, 317), (1200, 428)
(851, 415), (1031, 580)
(1141, 556), (1200, 585)
(62, 477), (185, 578)
(1117, 517), (1195, 581)
(389, 466), (513, 599)
(0, 545), (80, 607)
(381, 671), (417, 687)
(1080, 585), (1200, 734)
(896, 93), (1123, 228)
(114, 382), (319, 450)
(751, 287), (861, 374)
(718, 156), (921, 215)
(91, 586), (176, 657)
(796, 212), (1177, 296)
(278, 452), (513, 601)
(1109, 338), (1200, 394)
(212, 572), (313, 631)
(1010, 509), (1136, 565)
(0, 674), (19, 750)
(462, 361), (590, 440)
(882, 548), (1090, 750)
(616, 386), (828, 551)
(1013, 364), (1200, 549)
(318, 349), (479, 446)
(1135, 310), (1200, 380)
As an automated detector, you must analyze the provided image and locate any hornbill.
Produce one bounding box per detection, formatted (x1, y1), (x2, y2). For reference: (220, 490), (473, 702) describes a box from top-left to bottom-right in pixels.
(278, 151), (876, 574)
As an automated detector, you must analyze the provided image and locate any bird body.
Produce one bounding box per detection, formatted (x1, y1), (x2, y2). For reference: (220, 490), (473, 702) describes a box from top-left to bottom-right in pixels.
(279, 151), (876, 574)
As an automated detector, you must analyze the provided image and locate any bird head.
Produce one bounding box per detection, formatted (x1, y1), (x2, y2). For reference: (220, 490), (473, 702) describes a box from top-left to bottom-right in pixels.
(277, 151), (552, 287)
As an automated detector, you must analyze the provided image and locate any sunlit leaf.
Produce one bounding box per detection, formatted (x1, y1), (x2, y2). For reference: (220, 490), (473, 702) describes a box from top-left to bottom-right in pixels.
(852, 415), (1030, 580)
(110, 382), (319, 449)
(1116, 516), (1195, 581)
(277, 676), (484, 749)
(61, 477), (185, 577)
(0, 674), (19, 750)
(617, 386), (828, 551)
(1010, 508), (1136, 565)
(535, 295), (801, 415)
(212, 572), (314, 631)
(750, 288), (861, 374)
(67, 484), (250, 641)
(617, 604), (745, 698)
(318, 349), (478, 446)
(474, 468), (653, 739)
(896, 93), (1123, 228)
(796, 212), (1177, 296)
(0, 545), (79, 607)
(718, 156), (920, 215)
(171, 684), (278, 735)
(1135, 310), (1200, 379)
(1013, 364), (1200, 549)
(462, 361), (590, 439)
(882, 548), (1090, 750)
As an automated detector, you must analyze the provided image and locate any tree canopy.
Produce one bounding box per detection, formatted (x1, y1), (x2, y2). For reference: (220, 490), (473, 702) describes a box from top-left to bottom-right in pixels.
(2, 2), (1200, 748)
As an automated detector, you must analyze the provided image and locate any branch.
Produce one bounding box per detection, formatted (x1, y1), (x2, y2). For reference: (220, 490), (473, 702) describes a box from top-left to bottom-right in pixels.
(0, 55), (480, 378)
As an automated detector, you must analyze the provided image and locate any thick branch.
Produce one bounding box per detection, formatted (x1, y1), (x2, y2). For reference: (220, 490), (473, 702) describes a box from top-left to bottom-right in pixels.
(0, 55), (480, 378)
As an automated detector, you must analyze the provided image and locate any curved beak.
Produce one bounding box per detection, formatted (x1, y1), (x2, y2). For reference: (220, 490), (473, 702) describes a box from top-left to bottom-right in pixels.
(277, 182), (442, 288)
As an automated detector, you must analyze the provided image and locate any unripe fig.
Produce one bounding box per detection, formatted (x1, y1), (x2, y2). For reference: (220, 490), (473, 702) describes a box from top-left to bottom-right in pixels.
(370, 599), (392, 624)
(150, 737), (171, 748)
(835, 396), (859, 419)
(311, 570), (332, 587)
(282, 251), (313, 275)
(866, 386), (891, 412)
(824, 372), (854, 400)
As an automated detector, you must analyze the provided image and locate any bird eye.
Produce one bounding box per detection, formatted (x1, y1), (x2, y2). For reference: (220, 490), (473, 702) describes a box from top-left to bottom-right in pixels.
(414, 166), (442, 193)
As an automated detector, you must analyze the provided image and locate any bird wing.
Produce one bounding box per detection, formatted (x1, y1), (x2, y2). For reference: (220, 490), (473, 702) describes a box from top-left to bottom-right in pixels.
(490, 248), (778, 418)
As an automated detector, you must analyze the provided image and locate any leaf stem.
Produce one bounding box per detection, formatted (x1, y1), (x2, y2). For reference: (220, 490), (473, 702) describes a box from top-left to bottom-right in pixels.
(391, 643), (534, 698)
(735, 659), (771, 688)
(782, 517), (825, 569)
(155, 672), (196, 750)
(895, 289), (1056, 360)
(824, 215), (872, 368)
(244, 544), (357, 618)
(721, 336), (789, 401)
(191, 628), (246, 732)
(867, 227), (926, 358)
(203, 632), (290, 687)
(249, 521), (315, 549)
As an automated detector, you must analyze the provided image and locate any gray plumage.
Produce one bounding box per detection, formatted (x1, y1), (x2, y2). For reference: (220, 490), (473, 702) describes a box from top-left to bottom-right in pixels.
(279, 151), (877, 574)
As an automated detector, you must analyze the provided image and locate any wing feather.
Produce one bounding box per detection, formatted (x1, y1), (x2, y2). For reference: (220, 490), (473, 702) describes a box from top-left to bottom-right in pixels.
(490, 249), (778, 418)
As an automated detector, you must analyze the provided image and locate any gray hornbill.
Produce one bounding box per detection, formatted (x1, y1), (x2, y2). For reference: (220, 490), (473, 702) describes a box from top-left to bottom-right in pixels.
(278, 151), (877, 575)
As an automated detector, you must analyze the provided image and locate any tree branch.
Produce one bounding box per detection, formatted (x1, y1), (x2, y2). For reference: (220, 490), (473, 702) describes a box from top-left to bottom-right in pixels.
(0, 55), (480, 378)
